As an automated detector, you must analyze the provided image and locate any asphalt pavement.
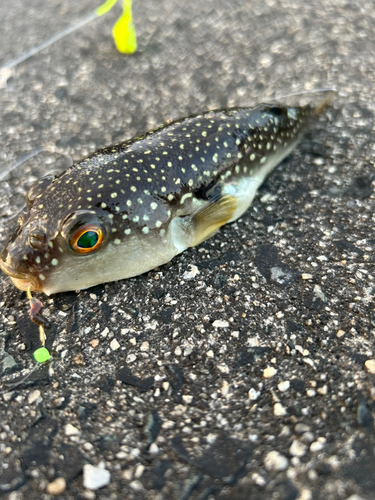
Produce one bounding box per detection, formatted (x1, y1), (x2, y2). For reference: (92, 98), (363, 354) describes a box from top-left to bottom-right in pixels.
(0, 1), (374, 499)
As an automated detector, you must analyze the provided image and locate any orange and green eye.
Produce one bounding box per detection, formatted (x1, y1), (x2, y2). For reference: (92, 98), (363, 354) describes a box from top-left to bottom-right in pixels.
(70, 224), (105, 254)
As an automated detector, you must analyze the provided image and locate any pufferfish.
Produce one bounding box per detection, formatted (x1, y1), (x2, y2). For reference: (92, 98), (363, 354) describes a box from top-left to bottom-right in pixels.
(0, 94), (330, 295)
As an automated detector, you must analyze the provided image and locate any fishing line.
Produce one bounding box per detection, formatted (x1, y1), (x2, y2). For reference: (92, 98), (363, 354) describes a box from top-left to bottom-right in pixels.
(0, 12), (99, 72)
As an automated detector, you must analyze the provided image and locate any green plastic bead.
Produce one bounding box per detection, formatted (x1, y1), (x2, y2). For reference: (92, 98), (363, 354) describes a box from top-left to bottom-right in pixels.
(33, 347), (51, 363)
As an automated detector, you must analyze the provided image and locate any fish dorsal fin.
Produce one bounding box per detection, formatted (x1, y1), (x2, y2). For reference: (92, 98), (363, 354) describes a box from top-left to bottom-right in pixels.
(189, 194), (238, 247)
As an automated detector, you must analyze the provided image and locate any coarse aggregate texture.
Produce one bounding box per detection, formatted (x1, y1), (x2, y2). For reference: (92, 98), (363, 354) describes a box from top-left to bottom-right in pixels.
(0, 1), (374, 499)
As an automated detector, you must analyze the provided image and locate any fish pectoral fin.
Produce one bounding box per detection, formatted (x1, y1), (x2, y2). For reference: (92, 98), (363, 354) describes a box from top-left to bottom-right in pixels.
(189, 194), (238, 247)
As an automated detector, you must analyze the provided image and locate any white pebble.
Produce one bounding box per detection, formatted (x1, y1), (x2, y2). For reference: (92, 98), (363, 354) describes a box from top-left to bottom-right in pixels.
(274, 403), (287, 416)
(182, 395), (193, 404)
(264, 451), (289, 471)
(46, 477), (66, 495)
(310, 437), (326, 452)
(149, 443), (159, 455)
(183, 265), (200, 280)
(134, 464), (145, 479)
(263, 367), (277, 378)
(64, 424), (80, 436)
(278, 381), (290, 392)
(101, 327), (109, 338)
(110, 339), (120, 351)
(130, 480), (143, 491)
(83, 464), (111, 490)
(212, 319), (229, 328)
(289, 440), (307, 457)
(140, 341), (149, 351)
(28, 390), (41, 405)
(365, 359), (375, 374)
(248, 388), (261, 400)
(251, 472), (267, 486)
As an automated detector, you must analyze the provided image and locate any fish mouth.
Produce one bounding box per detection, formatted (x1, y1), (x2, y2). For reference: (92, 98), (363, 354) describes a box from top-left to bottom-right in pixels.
(0, 258), (42, 292)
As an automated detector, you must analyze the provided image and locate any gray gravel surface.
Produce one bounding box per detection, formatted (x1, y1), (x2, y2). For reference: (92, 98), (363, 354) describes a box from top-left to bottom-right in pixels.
(0, 1), (374, 499)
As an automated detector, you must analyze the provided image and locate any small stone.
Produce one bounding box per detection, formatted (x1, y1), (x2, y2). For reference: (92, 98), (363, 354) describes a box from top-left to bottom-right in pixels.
(64, 424), (80, 436)
(218, 363), (229, 374)
(299, 489), (313, 500)
(263, 367), (277, 378)
(83, 464), (111, 490)
(302, 273), (313, 280)
(317, 385), (328, 395)
(130, 480), (143, 491)
(182, 394), (193, 404)
(278, 381), (290, 392)
(161, 420), (175, 430)
(274, 403), (287, 416)
(365, 359), (375, 374)
(306, 389), (316, 397)
(101, 327), (109, 338)
(89, 339), (99, 348)
(183, 265), (200, 280)
(3, 391), (14, 402)
(110, 339), (120, 351)
(295, 423), (311, 434)
(126, 354), (136, 363)
(140, 341), (149, 351)
(249, 388), (261, 400)
(206, 350), (214, 358)
(336, 330), (345, 338)
(301, 432), (315, 443)
(252, 472), (267, 486)
(212, 319), (229, 328)
(134, 464), (145, 479)
(82, 491), (96, 500)
(149, 443), (159, 455)
(1, 352), (16, 373)
(46, 477), (66, 496)
(357, 402), (374, 428)
(28, 390), (41, 405)
(259, 54), (273, 68)
(310, 437), (326, 452)
(122, 469), (133, 481)
(221, 380), (230, 397)
(289, 440), (307, 457)
(264, 451), (289, 471)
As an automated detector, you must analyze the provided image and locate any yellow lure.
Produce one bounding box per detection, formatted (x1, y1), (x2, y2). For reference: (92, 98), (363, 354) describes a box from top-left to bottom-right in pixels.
(96, 0), (137, 54)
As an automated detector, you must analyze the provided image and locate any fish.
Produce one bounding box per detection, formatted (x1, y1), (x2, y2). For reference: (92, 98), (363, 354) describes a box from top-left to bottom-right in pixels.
(0, 93), (331, 295)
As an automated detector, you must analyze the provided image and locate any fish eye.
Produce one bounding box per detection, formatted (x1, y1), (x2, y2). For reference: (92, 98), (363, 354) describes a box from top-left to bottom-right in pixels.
(70, 224), (105, 254)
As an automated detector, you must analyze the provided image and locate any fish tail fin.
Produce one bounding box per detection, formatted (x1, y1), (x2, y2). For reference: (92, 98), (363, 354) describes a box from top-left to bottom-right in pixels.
(264, 88), (335, 112)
